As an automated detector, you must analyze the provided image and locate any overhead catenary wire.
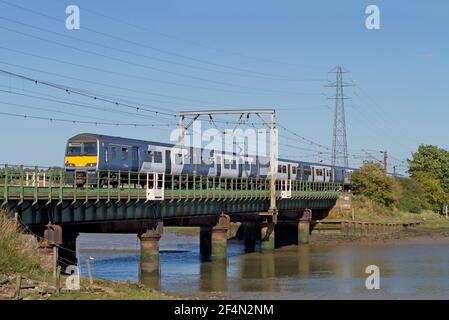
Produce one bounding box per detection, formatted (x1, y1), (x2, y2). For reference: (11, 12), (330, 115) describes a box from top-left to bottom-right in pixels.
(0, 24), (322, 97)
(0, 60), (313, 111)
(1, 0), (320, 77)
(0, 15), (321, 83)
(0, 68), (179, 118)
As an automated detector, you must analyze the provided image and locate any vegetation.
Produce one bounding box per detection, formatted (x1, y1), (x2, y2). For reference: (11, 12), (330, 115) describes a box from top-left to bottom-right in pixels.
(351, 162), (396, 207)
(408, 145), (449, 193)
(0, 205), (43, 276)
(350, 144), (449, 219)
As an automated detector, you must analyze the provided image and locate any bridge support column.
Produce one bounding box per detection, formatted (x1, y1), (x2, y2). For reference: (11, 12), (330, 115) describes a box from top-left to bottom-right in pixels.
(138, 222), (163, 290)
(200, 214), (229, 260)
(260, 221), (275, 251)
(58, 231), (79, 273)
(298, 209), (312, 245)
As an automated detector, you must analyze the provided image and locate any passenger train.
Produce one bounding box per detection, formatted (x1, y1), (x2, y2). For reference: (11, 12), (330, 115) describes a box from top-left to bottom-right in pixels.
(64, 133), (353, 187)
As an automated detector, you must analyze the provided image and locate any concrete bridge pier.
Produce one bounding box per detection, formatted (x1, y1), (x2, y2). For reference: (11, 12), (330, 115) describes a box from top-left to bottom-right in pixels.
(298, 209), (312, 245)
(200, 214), (229, 260)
(260, 221), (275, 251)
(138, 222), (163, 290)
(58, 231), (79, 273)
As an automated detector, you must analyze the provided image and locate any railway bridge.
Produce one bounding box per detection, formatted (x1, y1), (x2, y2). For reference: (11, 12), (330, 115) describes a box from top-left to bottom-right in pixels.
(0, 164), (345, 288)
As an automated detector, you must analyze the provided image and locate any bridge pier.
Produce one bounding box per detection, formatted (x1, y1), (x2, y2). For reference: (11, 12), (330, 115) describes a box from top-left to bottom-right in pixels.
(58, 231), (79, 272)
(200, 214), (229, 260)
(298, 209), (312, 245)
(138, 222), (163, 290)
(260, 221), (275, 251)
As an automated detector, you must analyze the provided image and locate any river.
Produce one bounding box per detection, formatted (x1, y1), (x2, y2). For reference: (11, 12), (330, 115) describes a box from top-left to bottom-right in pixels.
(76, 229), (449, 299)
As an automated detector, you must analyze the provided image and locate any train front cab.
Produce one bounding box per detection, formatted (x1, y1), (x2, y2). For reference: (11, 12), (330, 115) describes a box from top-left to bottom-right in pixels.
(64, 138), (99, 186)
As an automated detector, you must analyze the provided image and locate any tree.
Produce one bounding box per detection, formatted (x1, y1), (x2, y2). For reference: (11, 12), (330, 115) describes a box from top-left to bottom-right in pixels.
(408, 145), (449, 193)
(351, 162), (396, 207)
(413, 172), (448, 212)
(396, 177), (427, 213)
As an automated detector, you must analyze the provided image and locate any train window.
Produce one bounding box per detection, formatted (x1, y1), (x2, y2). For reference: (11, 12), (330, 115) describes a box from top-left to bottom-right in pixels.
(292, 166), (297, 175)
(111, 147), (117, 160)
(83, 142), (97, 155)
(315, 169), (323, 176)
(304, 167), (311, 176)
(154, 151), (162, 163)
(278, 165), (287, 174)
(144, 151), (153, 162)
(224, 159), (231, 169)
(175, 153), (183, 165)
(231, 160), (237, 170)
(121, 147), (128, 161)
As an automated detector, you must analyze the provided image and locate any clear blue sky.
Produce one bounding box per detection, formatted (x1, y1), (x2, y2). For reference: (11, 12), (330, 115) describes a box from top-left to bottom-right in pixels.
(0, 0), (448, 173)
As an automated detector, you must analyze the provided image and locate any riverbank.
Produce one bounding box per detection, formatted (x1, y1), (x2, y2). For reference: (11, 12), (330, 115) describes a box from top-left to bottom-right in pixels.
(0, 274), (180, 300)
(310, 226), (449, 246)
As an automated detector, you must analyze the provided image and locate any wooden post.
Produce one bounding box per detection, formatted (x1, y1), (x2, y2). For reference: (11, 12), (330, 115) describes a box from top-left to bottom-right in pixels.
(53, 246), (57, 279)
(14, 274), (22, 300)
(86, 258), (94, 285)
(55, 266), (61, 294)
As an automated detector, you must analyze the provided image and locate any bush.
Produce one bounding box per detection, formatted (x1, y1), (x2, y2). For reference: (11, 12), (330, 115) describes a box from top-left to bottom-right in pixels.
(396, 177), (427, 213)
(413, 173), (449, 212)
(351, 162), (396, 207)
(0, 206), (42, 275)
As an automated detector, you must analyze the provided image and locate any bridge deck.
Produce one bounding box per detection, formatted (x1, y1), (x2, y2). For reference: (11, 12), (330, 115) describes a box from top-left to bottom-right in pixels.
(0, 165), (342, 227)
(0, 165), (341, 202)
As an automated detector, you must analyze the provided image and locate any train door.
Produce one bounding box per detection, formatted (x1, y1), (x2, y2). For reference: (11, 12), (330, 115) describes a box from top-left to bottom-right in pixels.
(238, 158), (243, 178)
(165, 150), (172, 174)
(131, 147), (139, 171)
(216, 155), (222, 177)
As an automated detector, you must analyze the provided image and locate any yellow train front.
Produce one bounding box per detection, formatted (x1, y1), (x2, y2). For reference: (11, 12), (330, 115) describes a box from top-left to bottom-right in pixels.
(64, 135), (99, 187)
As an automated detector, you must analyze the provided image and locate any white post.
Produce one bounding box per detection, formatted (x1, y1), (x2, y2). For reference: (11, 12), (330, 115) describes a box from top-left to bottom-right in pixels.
(269, 111), (277, 214)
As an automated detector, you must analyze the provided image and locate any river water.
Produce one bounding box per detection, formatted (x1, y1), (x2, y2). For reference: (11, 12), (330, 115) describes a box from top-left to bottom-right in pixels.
(76, 230), (449, 299)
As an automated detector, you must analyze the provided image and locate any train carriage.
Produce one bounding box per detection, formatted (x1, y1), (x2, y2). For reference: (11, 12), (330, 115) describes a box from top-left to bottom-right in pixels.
(64, 133), (352, 187)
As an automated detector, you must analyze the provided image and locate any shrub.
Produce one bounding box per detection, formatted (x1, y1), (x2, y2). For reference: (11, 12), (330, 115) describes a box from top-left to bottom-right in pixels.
(351, 162), (396, 207)
(395, 177), (427, 213)
(0, 206), (42, 275)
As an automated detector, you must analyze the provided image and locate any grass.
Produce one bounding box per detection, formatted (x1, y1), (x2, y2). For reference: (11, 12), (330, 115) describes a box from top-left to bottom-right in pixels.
(45, 278), (177, 300)
(325, 195), (449, 229)
(0, 208), (182, 300)
(0, 206), (43, 277)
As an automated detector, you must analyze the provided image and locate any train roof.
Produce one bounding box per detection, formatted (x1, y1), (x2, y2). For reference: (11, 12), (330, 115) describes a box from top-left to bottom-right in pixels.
(68, 133), (356, 170)
(68, 133), (175, 148)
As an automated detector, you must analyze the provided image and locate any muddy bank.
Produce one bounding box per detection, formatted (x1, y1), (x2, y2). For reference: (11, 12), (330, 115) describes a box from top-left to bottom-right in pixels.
(310, 227), (449, 246)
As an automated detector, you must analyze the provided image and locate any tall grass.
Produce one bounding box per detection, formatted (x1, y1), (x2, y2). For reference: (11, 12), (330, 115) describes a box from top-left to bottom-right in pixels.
(0, 206), (42, 276)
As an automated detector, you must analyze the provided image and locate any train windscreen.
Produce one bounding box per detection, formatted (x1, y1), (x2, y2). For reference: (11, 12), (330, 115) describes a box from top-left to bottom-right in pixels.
(66, 141), (97, 156)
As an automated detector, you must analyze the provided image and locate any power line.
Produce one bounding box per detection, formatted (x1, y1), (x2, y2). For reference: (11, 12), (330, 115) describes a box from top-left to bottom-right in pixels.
(0, 60), (313, 111)
(0, 110), (174, 127)
(0, 15), (320, 83)
(3, 0), (319, 76)
(0, 24), (321, 97)
(0, 68), (179, 118)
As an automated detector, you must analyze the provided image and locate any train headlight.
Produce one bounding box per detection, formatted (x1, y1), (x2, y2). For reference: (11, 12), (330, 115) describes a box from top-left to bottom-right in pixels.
(86, 163), (97, 167)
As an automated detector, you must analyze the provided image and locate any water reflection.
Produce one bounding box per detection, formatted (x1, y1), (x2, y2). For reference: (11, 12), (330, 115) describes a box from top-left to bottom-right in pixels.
(78, 232), (449, 298)
(200, 259), (228, 292)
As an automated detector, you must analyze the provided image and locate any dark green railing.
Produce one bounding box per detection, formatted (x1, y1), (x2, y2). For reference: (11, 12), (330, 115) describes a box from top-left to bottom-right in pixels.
(0, 164), (342, 204)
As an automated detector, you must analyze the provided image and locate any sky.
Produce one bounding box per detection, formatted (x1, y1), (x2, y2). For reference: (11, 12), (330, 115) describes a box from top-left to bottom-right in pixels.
(0, 0), (448, 174)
